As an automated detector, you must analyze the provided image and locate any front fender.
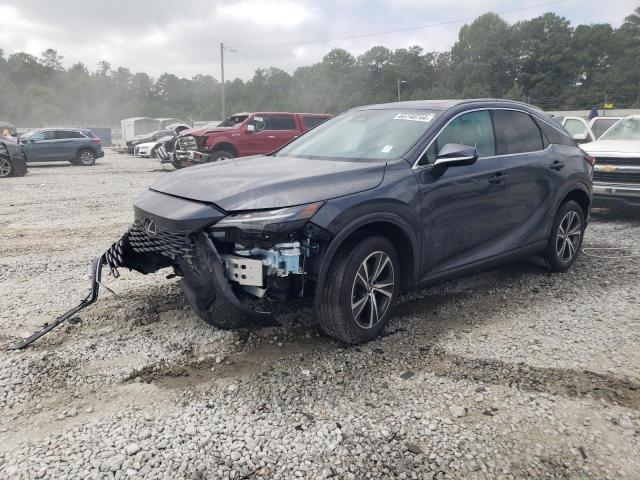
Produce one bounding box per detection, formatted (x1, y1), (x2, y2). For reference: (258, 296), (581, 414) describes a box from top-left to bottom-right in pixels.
(312, 210), (420, 309)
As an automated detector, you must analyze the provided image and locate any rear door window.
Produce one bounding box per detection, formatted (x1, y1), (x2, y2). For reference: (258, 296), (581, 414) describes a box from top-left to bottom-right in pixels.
(492, 110), (544, 155)
(56, 130), (84, 139)
(254, 115), (296, 131)
(421, 110), (495, 164)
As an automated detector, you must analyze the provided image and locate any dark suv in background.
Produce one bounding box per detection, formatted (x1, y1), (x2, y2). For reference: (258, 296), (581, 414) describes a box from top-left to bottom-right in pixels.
(20, 128), (104, 166)
(92, 99), (593, 345)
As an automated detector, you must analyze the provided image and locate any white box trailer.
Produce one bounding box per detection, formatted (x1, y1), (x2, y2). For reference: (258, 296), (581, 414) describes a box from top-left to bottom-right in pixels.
(120, 117), (159, 143)
(157, 117), (189, 129)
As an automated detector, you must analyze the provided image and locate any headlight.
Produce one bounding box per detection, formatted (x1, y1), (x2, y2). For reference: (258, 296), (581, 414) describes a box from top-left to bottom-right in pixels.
(214, 202), (323, 233)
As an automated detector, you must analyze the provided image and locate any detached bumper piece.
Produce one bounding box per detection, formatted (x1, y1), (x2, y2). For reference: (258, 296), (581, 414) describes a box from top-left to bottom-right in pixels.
(7, 257), (104, 350)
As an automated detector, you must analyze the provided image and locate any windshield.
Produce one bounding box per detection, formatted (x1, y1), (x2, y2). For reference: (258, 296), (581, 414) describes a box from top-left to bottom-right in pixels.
(277, 109), (440, 161)
(219, 114), (249, 127)
(600, 116), (640, 141)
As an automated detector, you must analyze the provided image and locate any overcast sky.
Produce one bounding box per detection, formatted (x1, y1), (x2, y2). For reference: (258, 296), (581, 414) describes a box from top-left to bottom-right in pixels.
(0, 0), (636, 81)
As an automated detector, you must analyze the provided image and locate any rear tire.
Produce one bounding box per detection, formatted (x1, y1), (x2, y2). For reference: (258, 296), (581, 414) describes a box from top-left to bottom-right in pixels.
(318, 236), (400, 344)
(209, 150), (235, 162)
(544, 200), (585, 272)
(77, 149), (96, 166)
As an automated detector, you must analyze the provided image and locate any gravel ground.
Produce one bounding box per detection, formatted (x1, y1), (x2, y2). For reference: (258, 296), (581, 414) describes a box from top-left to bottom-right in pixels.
(1, 152), (639, 479)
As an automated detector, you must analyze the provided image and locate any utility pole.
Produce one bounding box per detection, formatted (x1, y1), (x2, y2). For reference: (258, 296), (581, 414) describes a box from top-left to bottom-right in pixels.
(220, 42), (225, 120)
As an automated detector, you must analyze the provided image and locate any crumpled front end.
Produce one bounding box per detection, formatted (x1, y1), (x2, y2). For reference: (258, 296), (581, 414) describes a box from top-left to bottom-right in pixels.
(174, 135), (210, 167)
(9, 188), (335, 349)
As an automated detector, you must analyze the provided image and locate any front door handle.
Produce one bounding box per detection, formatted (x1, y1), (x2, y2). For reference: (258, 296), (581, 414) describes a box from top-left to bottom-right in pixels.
(549, 160), (565, 171)
(268, 135), (276, 139)
(488, 172), (508, 184)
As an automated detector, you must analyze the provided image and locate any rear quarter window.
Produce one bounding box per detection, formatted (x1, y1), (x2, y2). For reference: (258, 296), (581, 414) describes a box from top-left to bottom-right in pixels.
(534, 118), (575, 147)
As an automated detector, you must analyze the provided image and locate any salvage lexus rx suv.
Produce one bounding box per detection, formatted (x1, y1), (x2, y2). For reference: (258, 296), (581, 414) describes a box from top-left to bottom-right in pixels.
(12, 99), (594, 349)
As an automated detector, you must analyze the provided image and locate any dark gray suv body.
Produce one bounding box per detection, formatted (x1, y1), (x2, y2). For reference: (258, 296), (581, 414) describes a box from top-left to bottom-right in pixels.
(20, 128), (104, 166)
(18, 99), (592, 349)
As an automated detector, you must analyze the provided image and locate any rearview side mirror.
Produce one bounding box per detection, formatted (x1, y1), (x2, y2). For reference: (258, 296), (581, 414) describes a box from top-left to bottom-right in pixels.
(246, 124), (256, 133)
(431, 143), (479, 177)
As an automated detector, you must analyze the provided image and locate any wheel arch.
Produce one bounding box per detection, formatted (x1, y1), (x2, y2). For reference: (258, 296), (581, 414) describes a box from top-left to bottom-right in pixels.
(313, 213), (419, 309)
(211, 142), (238, 157)
(75, 145), (98, 158)
(559, 186), (591, 219)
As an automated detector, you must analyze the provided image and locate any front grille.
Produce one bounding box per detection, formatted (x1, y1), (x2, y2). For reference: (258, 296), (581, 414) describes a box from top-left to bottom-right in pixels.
(593, 171), (640, 184)
(177, 136), (198, 151)
(128, 219), (194, 262)
(594, 156), (640, 166)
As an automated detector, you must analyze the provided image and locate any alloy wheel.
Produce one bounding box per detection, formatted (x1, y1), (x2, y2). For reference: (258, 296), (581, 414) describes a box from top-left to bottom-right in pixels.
(350, 251), (395, 329)
(0, 157), (11, 177)
(80, 151), (95, 165)
(555, 210), (582, 262)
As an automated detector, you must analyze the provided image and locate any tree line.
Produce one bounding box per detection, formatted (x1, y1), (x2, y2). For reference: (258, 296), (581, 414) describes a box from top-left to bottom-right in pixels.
(1, 7), (639, 127)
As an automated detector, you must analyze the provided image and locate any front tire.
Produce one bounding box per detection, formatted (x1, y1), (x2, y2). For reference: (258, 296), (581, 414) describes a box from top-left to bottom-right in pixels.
(0, 156), (13, 177)
(208, 150), (235, 162)
(544, 200), (585, 272)
(77, 149), (96, 166)
(318, 236), (400, 344)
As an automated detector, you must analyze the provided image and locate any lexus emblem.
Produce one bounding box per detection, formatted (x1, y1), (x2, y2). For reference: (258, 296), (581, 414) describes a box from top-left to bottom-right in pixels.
(144, 218), (157, 236)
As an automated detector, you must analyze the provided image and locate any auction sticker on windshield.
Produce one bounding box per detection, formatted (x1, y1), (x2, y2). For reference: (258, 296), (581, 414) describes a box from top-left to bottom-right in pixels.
(393, 113), (435, 123)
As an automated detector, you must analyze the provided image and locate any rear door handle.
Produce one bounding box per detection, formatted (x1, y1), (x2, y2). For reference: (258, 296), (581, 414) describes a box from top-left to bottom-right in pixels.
(268, 135), (276, 139)
(549, 160), (565, 170)
(488, 172), (508, 184)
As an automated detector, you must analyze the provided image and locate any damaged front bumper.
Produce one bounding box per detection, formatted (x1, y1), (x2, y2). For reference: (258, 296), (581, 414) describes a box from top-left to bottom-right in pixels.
(8, 191), (332, 350)
(175, 149), (209, 167)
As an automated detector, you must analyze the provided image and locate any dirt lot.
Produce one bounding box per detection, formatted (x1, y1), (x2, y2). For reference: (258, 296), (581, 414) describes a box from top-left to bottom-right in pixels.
(1, 152), (639, 479)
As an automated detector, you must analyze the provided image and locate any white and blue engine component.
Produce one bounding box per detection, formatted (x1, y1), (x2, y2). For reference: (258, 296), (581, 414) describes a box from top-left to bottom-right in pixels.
(222, 241), (307, 291)
(236, 242), (304, 276)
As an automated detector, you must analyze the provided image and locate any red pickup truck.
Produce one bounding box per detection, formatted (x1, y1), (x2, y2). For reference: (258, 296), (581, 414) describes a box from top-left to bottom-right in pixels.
(173, 112), (331, 167)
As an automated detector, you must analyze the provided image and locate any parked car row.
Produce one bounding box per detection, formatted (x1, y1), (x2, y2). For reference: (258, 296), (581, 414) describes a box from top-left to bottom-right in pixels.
(126, 123), (189, 154)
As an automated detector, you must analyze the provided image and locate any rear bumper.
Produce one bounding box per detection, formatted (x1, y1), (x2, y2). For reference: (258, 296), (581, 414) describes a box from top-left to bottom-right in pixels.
(97, 150), (105, 158)
(593, 182), (640, 208)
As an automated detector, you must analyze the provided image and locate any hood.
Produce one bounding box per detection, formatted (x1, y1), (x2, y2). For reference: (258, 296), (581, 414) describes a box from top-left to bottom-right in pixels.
(150, 155), (386, 211)
(185, 126), (236, 137)
(581, 140), (640, 155)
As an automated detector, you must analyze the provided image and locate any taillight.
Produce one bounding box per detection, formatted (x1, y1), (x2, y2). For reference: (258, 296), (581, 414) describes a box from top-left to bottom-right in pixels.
(584, 155), (596, 166)
(92, 138), (102, 145)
